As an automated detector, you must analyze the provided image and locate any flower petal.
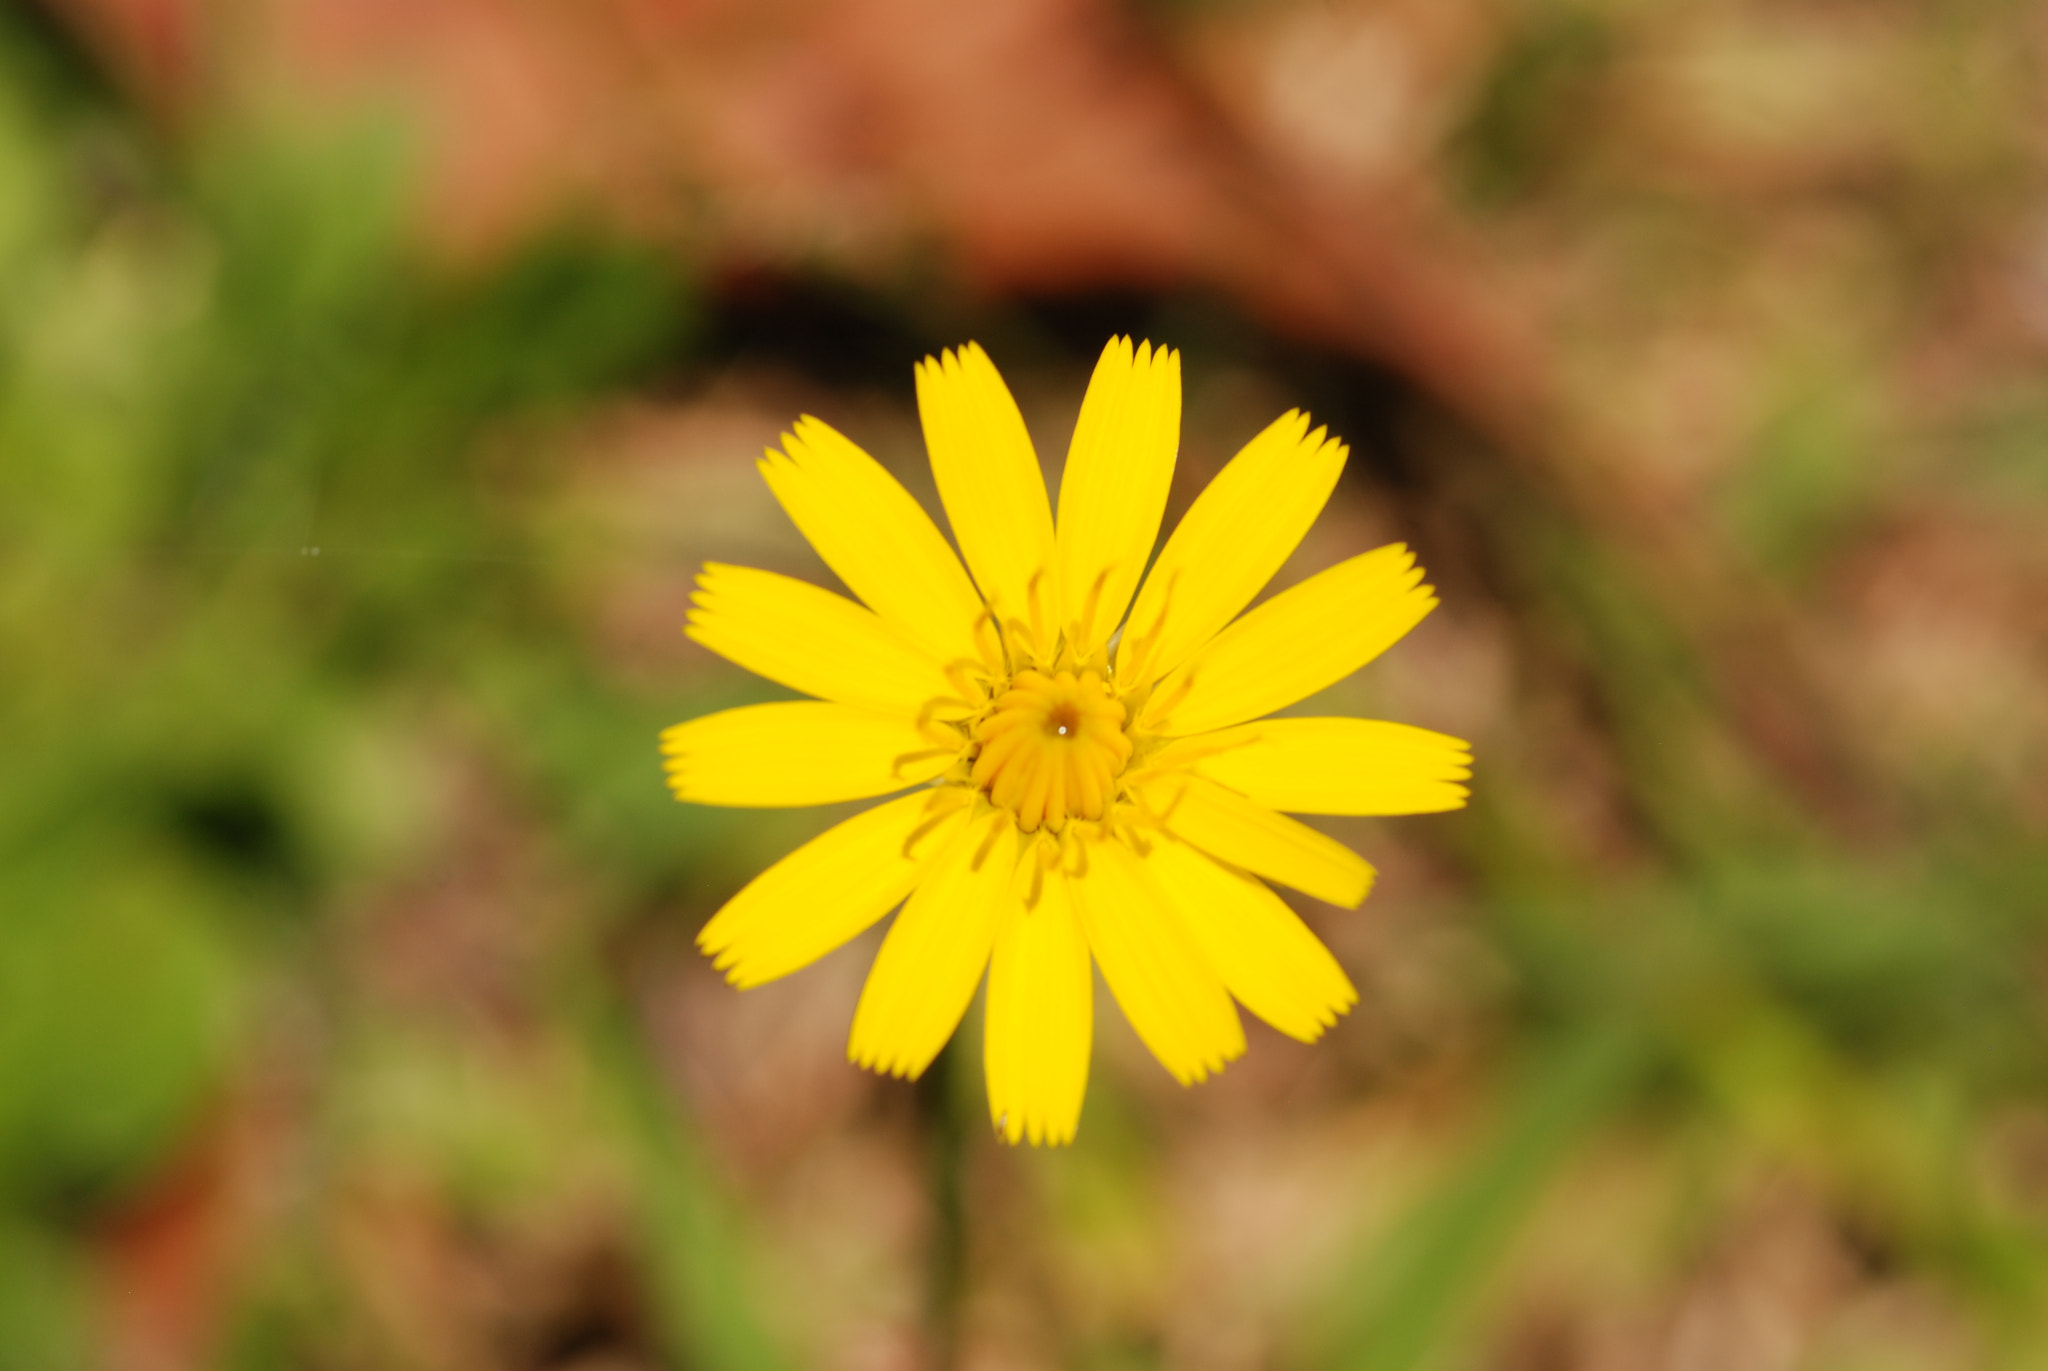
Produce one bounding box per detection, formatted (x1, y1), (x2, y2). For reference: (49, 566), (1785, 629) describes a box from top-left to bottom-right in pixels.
(1145, 837), (1358, 1043)
(917, 344), (1057, 650)
(697, 790), (969, 988)
(687, 563), (958, 717)
(762, 416), (986, 667)
(1070, 836), (1243, 1085)
(1141, 544), (1436, 737)
(849, 808), (1016, 1079)
(984, 869), (1092, 1146)
(1116, 410), (1346, 686)
(1054, 338), (1181, 661)
(1137, 772), (1373, 909)
(660, 702), (952, 807)
(1167, 718), (1472, 814)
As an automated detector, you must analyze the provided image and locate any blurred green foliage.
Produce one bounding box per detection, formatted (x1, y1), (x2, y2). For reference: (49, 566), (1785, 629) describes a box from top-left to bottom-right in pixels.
(0, 12), (797, 1366)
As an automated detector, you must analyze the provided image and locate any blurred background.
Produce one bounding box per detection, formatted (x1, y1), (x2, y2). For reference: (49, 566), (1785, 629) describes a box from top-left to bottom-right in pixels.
(4, 0), (2047, 1366)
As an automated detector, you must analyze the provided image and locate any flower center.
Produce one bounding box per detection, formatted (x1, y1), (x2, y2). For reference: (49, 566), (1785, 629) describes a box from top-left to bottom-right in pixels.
(969, 668), (1132, 833)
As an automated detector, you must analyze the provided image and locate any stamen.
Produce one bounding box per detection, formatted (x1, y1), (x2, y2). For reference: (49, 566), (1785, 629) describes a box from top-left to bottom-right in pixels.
(1151, 779), (1189, 825)
(940, 657), (992, 709)
(1001, 615), (1038, 662)
(891, 745), (958, 778)
(972, 606), (1009, 676)
(1069, 564), (1113, 659)
(1140, 665), (1199, 727)
(970, 813), (1009, 871)
(1118, 566), (1181, 684)
(899, 789), (972, 860)
(1145, 727), (1262, 772)
(915, 695), (979, 732)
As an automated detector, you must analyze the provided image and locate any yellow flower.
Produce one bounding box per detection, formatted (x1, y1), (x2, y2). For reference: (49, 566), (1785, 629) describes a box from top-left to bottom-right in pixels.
(663, 338), (1471, 1146)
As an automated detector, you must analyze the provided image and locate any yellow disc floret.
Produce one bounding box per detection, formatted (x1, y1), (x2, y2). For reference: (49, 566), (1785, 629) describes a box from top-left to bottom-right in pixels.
(969, 668), (1133, 833)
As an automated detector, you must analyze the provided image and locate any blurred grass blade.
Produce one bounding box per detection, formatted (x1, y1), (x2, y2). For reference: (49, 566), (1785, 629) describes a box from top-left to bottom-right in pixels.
(585, 1003), (790, 1371)
(1322, 1024), (1643, 1371)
